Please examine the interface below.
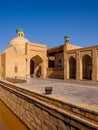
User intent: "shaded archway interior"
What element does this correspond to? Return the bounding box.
[82,55,92,80]
[30,55,43,77]
[69,56,76,79]
[30,60,34,75]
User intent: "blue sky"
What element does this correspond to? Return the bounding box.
[0,0,98,52]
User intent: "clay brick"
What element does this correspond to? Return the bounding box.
[86,112,95,120]
[72,107,80,114]
[64,104,72,111]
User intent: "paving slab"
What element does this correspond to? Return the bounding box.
[16,78,98,112]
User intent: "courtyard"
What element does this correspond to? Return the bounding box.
[16,78,98,112]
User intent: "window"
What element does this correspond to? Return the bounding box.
[59,65,62,67]
[49,60,55,68]
[59,59,62,63]
[66,39,69,43]
[18,33,20,37]
[21,33,23,37]
[14,66,18,73]
[2,64,4,73]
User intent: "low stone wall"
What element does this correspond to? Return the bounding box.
[6,78,27,83]
[0,80,98,130]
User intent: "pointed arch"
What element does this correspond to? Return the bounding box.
[82,54,92,80]
[69,56,76,79]
[30,55,43,77]
[30,59,34,75]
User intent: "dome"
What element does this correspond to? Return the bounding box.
[4,28,30,55]
[64,35,70,38]
[16,28,25,33]
[6,37,30,55]
[8,37,30,48]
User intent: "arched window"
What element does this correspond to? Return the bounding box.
[14,66,18,73]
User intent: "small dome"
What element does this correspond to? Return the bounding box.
[64,35,70,38]
[16,28,25,33]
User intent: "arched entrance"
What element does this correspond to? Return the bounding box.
[69,56,76,79]
[82,55,92,80]
[30,55,43,77]
[30,60,34,75]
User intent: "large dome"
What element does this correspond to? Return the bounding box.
[5,37,30,55]
[4,28,30,54]
[8,37,29,48]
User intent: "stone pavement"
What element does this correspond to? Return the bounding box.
[16,78,98,112]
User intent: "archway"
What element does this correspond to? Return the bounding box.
[82,55,92,80]
[30,55,43,77]
[69,56,76,79]
[30,59,34,75]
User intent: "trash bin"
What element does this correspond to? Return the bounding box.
[45,87,53,94]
